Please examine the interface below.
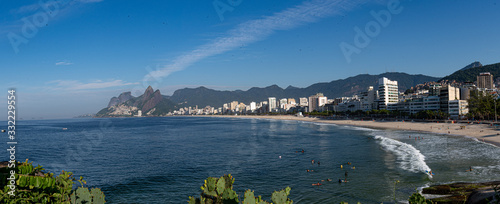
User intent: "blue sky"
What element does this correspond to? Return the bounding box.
[1,0,499,119]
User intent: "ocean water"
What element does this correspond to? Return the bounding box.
[4,117,500,203]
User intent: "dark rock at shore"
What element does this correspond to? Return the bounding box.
[467,188,499,204]
[422,181,500,204]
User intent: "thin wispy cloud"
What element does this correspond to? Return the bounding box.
[11,0,103,14]
[78,0,104,3]
[3,0,104,35]
[145,0,365,82]
[48,79,138,91]
[55,61,73,66]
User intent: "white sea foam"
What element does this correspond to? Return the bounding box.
[374,135,432,177]
[349,126,377,132]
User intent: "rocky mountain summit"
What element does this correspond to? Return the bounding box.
[96,86,177,117]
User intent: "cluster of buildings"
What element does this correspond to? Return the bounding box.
[169,72,498,119]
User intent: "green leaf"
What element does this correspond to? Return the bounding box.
[216,177,226,195]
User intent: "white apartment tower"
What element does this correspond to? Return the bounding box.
[268,97,277,112]
[250,102,257,111]
[378,77,398,110]
[299,97,308,106]
[279,98,288,109]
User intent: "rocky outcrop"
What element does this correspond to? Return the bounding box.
[142,90,163,113]
[96,86,176,117]
[422,181,500,204]
[107,91,133,107]
[466,188,499,204]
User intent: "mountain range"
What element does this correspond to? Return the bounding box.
[95,61,500,117]
[166,72,439,108]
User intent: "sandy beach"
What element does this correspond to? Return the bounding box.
[191,115,500,147]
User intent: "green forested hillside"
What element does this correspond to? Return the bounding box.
[440,62,500,82]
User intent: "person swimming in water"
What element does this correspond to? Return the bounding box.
[317,161,320,166]
[311,159,314,164]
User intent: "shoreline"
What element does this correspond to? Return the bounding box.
[187,115,500,147]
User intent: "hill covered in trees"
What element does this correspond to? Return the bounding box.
[440,62,500,82]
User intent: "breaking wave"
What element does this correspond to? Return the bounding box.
[374,135,432,177]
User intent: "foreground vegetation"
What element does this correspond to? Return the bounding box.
[0,159,105,203]
[188,174,292,204]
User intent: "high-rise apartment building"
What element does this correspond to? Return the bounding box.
[299,97,308,106]
[250,102,256,111]
[308,93,327,112]
[477,72,494,89]
[378,77,398,110]
[268,97,277,112]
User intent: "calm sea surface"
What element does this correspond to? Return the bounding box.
[4,117,500,203]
